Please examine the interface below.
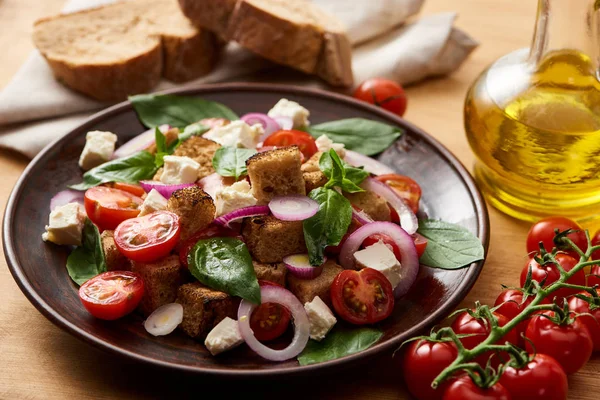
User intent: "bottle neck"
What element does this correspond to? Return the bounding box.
[529,0,600,73]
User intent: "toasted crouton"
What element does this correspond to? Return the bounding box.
[100,230,130,271]
[246,146,305,204]
[303,171,328,193]
[167,186,215,240]
[344,191,391,222]
[287,260,342,306]
[176,282,237,339]
[301,152,322,173]
[146,127,180,155]
[131,255,187,316]
[153,136,221,181]
[242,215,306,263]
[252,261,287,286]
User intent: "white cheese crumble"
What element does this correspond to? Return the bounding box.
[42,202,86,246]
[304,296,337,341]
[215,180,257,216]
[78,130,118,171]
[315,134,346,158]
[353,240,403,290]
[160,155,200,184]
[203,120,264,149]
[138,189,168,216]
[267,98,310,129]
[204,317,245,356]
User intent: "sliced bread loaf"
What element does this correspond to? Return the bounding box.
[178,0,353,87]
[33,0,220,101]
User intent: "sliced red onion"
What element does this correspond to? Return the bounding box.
[198,173,227,200]
[139,180,195,199]
[352,207,374,225]
[283,254,324,279]
[144,303,183,336]
[361,177,418,235]
[344,150,395,175]
[238,285,310,361]
[339,221,419,298]
[50,189,85,211]
[269,195,318,221]
[241,113,281,142]
[113,124,170,159]
[214,205,270,228]
[271,116,294,130]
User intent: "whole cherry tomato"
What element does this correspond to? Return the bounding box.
[402,339,458,400]
[588,265,600,287]
[79,271,144,320]
[443,376,511,400]
[353,78,408,117]
[526,217,587,258]
[568,289,600,351]
[494,289,541,344]
[499,354,568,400]
[525,310,593,374]
[591,230,600,262]
[519,253,585,300]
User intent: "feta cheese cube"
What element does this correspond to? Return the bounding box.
[353,241,402,289]
[267,98,310,129]
[138,189,168,216]
[203,120,264,149]
[160,156,200,184]
[42,203,86,246]
[215,180,258,216]
[315,134,346,158]
[78,130,118,171]
[204,317,244,356]
[304,296,337,341]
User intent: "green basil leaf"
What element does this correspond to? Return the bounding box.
[189,237,261,304]
[69,151,158,191]
[66,219,106,285]
[179,123,210,142]
[154,127,167,168]
[212,147,257,180]
[297,328,383,366]
[130,94,238,128]
[308,118,403,156]
[319,150,367,193]
[303,187,352,266]
[417,219,485,270]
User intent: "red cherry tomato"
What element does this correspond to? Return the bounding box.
[413,233,428,258]
[443,376,510,400]
[451,310,519,367]
[591,231,600,262]
[114,211,181,263]
[375,174,421,213]
[78,271,144,320]
[250,281,291,342]
[499,354,568,400]
[526,217,587,258]
[178,224,243,267]
[84,186,143,231]
[525,311,593,374]
[568,289,600,351]
[402,339,458,400]
[362,234,402,261]
[330,268,394,325]
[106,182,146,197]
[519,253,585,300]
[353,78,408,117]
[263,129,318,160]
[588,265,600,287]
[494,289,544,344]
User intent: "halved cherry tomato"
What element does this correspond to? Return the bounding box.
[499,353,568,400]
[568,289,600,351]
[375,174,421,214]
[362,234,402,261]
[526,216,587,258]
[519,253,585,300]
[353,78,408,117]
[114,211,180,263]
[179,224,243,267]
[413,233,428,258]
[263,129,318,160]
[106,182,146,197]
[84,186,143,231]
[249,280,291,342]
[78,271,144,320]
[443,376,510,400]
[330,268,394,325]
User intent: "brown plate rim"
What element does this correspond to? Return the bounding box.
[3,82,489,377]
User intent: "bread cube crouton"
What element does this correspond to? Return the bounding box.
[100,230,130,271]
[252,261,287,286]
[287,260,343,306]
[131,255,187,316]
[303,171,328,193]
[152,136,221,181]
[301,151,322,174]
[246,146,305,204]
[242,215,306,263]
[176,282,237,339]
[344,191,391,222]
[167,186,215,240]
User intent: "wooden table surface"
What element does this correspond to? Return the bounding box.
[1,0,599,399]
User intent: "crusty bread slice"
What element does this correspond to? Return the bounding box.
[178,0,353,87]
[33,0,220,101]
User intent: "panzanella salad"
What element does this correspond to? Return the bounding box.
[42,94,484,364]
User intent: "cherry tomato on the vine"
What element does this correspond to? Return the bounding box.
[443,376,510,400]
[519,253,585,300]
[526,216,587,258]
[353,78,408,117]
[494,289,543,344]
[499,354,568,400]
[591,231,600,262]
[588,265,600,287]
[568,289,600,351]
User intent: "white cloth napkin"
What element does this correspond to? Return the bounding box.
[0,0,477,158]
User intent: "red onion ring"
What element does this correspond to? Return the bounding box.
[283,254,324,279]
[238,285,310,361]
[268,195,318,221]
[241,113,281,142]
[352,207,374,225]
[50,189,85,211]
[139,180,195,199]
[339,221,419,298]
[271,116,294,130]
[344,150,395,176]
[361,177,418,235]
[113,124,170,159]
[213,205,270,228]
